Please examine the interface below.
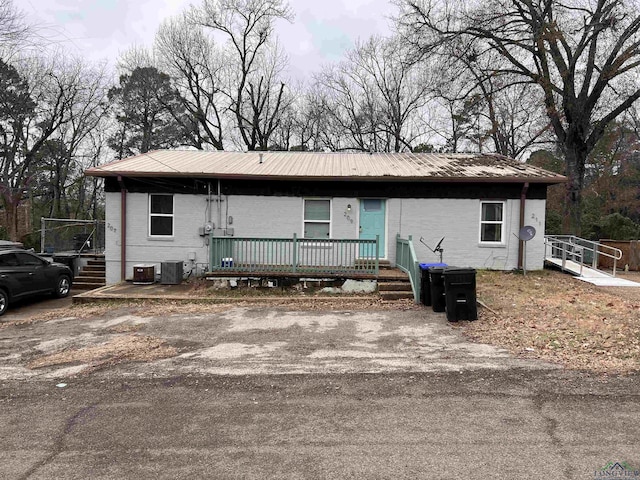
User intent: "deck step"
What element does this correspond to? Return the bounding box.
[74,256,106,290]
[354,259,391,268]
[378,282,412,292]
[378,278,414,301]
[77,270,105,277]
[74,276,106,284]
[83,265,106,272]
[379,291,414,301]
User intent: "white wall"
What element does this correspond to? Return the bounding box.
[104,191,547,284]
[105,192,209,285]
[389,198,546,270]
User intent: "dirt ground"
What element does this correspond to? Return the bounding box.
[466,269,640,374]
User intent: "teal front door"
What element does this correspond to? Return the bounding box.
[359,199,386,258]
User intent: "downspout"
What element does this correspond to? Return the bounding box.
[217,179,222,231]
[118,176,127,282]
[518,182,529,270]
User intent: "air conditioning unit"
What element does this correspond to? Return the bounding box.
[133,264,155,284]
[161,260,183,285]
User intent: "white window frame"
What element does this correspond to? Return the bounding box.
[149,194,174,238]
[303,198,332,240]
[479,201,506,245]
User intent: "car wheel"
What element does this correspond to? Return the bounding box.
[0,289,8,316]
[55,275,71,298]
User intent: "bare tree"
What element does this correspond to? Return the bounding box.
[397,0,640,233]
[237,41,293,150]
[156,14,226,150]
[314,63,383,152]
[0,0,28,57]
[116,45,156,73]
[0,53,106,240]
[270,87,332,151]
[313,35,430,152]
[352,36,430,152]
[35,60,110,218]
[192,0,293,150]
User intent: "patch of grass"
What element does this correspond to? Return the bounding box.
[462,270,640,374]
[27,334,178,374]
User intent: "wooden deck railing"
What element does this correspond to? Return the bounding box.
[209,234,380,275]
[395,234,420,303]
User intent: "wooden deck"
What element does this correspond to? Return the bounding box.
[204,266,409,281]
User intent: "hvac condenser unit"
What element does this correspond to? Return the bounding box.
[161,260,183,285]
[133,264,155,284]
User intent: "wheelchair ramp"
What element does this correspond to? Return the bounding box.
[544,236,640,287]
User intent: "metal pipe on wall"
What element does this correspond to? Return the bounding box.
[518,182,530,270]
[118,176,127,281]
[217,179,222,230]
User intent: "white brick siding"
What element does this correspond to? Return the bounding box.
[104,192,547,284]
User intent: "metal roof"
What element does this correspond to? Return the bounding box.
[85,150,566,183]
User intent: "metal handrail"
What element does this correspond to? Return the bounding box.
[395,234,420,303]
[77,227,97,254]
[544,235,623,276]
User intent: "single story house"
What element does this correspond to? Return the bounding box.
[85,150,566,286]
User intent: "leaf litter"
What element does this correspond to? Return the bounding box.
[462,270,640,374]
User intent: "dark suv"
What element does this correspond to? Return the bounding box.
[0,249,73,316]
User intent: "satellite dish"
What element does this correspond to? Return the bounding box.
[419,236,445,263]
[518,225,536,242]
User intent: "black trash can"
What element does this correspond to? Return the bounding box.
[443,267,478,321]
[429,267,448,312]
[419,263,447,306]
[52,254,78,278]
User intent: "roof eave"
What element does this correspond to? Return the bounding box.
[85,169,567,184]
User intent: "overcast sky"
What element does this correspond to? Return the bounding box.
[22,0,398,80]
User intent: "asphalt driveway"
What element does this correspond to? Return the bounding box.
[3,303,640,479]
[0,304,555,380]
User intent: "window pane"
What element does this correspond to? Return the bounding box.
[0,253,19,266]
[481,224,502,242]
[304,223,329,239]
[304,200,330,221]
[482,203,503,222]
[16,253,45,266]
[150,195,173,214]
[151,216,173,236]
[363,199,382,212]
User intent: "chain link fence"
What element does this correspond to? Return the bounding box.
[40,218,105,254]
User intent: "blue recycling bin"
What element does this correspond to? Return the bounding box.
[419,263,447,306]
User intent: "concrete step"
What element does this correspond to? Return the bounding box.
[378,282,412,292]
[73,282,106,291]
[87,260,106,266]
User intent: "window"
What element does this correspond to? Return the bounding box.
[16,252,46,266]
[0,253,19,267]
[362,199,382,212]
[480,202,505,244]
[304,199,330,239]
[149,194,174,237]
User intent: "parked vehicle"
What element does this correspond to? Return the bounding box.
[0,240,24,250]
[0,249,73,316]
